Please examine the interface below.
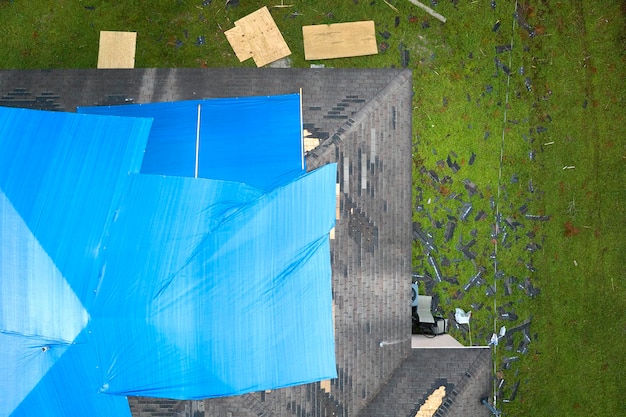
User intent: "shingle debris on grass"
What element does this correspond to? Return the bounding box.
[463,179,478,197]
[459,202,473,221]
[444,219,456,242]
[400,48,410,68]
[524,213,550,221]
[495,44,512,54]
[514,3,536,37]
[413,222,438,254]
[463,266,486,292]
[519,277,540,297]
[427,253,444,282]
[503,381,520,403]
[524,77,533,91]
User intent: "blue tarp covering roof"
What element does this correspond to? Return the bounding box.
[0,94,336,416]
[78,94,306,189]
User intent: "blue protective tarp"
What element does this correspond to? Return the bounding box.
[78,94,306,189]
[0,96,336,416]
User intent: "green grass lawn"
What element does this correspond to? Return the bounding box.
[1,1,624,415]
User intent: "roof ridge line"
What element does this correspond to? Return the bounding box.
[306,68,412,169]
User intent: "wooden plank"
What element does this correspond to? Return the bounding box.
[320,379,331,393]
[302,21,377,60]
[97,31,137,69]
[303,137,320,152]
[224,25,253,62]
[232,6,291,67]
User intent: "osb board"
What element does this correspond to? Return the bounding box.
[303,137,320,152]
[227,6,291,67]
[320,379,331,393]
[224,25,253,62]
[97,31,137,69]
[414,386,445,417]
[302,21,378,60]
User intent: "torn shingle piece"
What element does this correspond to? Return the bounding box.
[504,381,520,402]
[400,49,410,68]
[495,44,512,53]
[444,220,456,242]
[525,242,541,252]
[499,311,518,321]
[485,285,496,296]
[464,238,477,248]
[519,204,528,214]
[524,214,551,221]
[462,266,486,291]
[444,276,459,285]
[474,210,487,221]
[504,217,522,230]
[502,356,519,370]
[464,180,478,196]
[469,152,476,165]
[460,202,473,221]
[524,77,533,91]
[504,277,513,296]
[428,169,440,183]
[470,302,483,310]
[412,222,438,254]
[427,253,443,282]
[517,340,529,355]
[458,245,476,260]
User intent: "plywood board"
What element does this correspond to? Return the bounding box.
[97,31,137,69]
[227,6,291,67]
[224,25,253,62]
[320,379,331,393]
[302,21,378,60]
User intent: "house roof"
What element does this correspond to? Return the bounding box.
[0,68,491,417]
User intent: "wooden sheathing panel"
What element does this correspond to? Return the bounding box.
[97,31,137,69]
[224,25,253,62]
[320,379,331,394]
[302,21,378,60]
[231,6,291,67]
